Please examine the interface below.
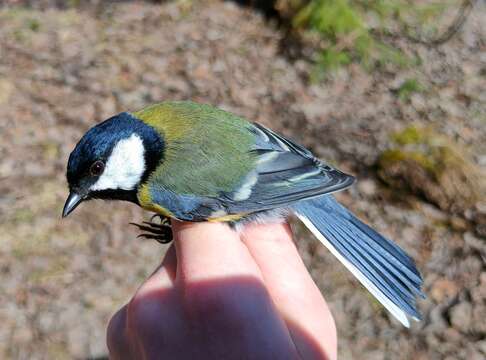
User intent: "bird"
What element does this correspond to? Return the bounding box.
[63,101,424,327]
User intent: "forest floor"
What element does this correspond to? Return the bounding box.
[0,1,485,359]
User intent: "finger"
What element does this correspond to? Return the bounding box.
[126,243,178,328]
[171,220,262,282]
[107,245,177,358]
[171,220,299,357]
[124,244,186,356]
[241,221,337,360]
[107,305,131,360]
[137,244,177,296]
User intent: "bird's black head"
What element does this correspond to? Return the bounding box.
[63,112,164,217]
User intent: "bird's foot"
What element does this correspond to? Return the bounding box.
[130,215,173,244]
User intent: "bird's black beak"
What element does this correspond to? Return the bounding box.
[62,192,83,218]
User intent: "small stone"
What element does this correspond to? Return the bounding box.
[192,64,210,80]
[466,347,485,360]
[299,101,327,122]
[477,340,486,355]
[428,305,448,329]
[449,302,473,332]
[0,79,13,104]
[476,202,486,214]
[410,93,426,112]
[472,304,486,333]
[357,179,377,197]
[430,278,459,302]
[449,216,468,231]
[365,351,385,360]
[464,232,484,252]
[421,203,448,221]
[481,272,486,286]
[443,327,462,343]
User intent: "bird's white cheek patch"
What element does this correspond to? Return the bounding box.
[90,134,146,191]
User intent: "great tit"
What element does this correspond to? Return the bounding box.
[63,101,423,326]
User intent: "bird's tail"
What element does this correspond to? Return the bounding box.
[291,196,424,327]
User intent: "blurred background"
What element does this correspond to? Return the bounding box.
[0,0,484,359]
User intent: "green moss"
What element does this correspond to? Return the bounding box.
[41,141,60,160]
[26,18,40,32]
[294,0,365,37]
[380,149,436,174]
[377,126,485,212]
[176,0,195,15]
[392,125,425,145]
[291,0,416,74]
[67,0,81,7]
[382,126,461,178]
[279,0,452,74]
[384,126,439,175]
[0,9,43,44]
[316,48,351,74]
[397,78,424,101]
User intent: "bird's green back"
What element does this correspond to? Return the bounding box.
[133,101,256,207]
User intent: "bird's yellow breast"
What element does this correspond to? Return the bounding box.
[137,184,175,218]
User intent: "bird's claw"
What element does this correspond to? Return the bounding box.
[130,215,173,244]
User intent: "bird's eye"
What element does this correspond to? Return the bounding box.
[90,160,105,176]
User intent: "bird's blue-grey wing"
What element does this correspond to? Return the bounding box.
[220,123,355,214]
[152,122,354,221]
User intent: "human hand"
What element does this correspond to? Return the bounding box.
[107,221,336,360]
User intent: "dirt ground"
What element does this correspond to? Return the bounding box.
[0,1,485,359]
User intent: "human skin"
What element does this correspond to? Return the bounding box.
[107,220,337,360]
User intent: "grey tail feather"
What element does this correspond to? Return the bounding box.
[292,196,424,327]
